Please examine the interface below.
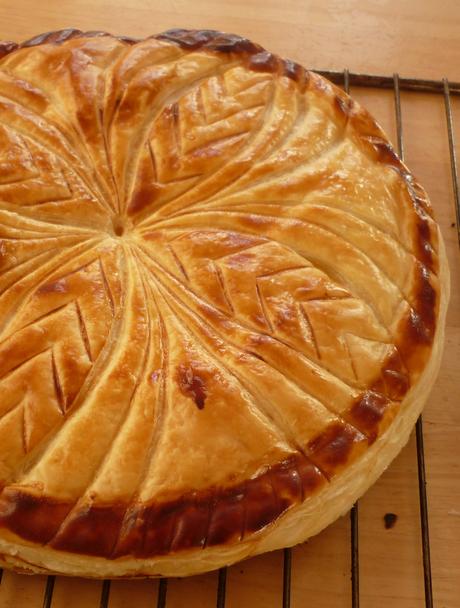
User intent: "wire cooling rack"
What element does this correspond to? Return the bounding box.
[0,69,458,608]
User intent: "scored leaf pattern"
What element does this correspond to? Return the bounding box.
[0,33,439,553]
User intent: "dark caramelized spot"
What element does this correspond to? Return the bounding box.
[141,502,179,556]
[210,35,260,54]
[381,368,409,400]
[157,29,260,55]
[367,136,401,167]
[0,41,18,58]
[169,496,210,551]
[307,422,365,478]
[407,309,432,345]
[347,391,390,443]
[37,277,68,294]
[51,503,127,556]
[111,215,125,237]
[406,174,434,217]
[247,51,278,73]
[18,29,129,49]
[297,454,326,498]
[176,364,207,409]
[206,487,245,546]
[157,29,221,50]
[21,28,84,48]
[269,457,303,511]
[416,219,435,269]
[283,60,305,83]
[404,178,437,269]
[112,504,146,558]
[244,473,280,535]
[395,262,437,374]
[334,94,354,118]
[0,489,73,544]
[375,348,410,401]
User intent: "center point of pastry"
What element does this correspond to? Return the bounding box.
[111,215,129,238]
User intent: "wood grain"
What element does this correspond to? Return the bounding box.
[0,1,459,607]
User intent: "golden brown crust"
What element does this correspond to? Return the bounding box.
[0,28,447,576]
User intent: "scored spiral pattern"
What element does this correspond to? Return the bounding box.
[0,30,440,560]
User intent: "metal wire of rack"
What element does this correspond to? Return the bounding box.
[0,68,458,608]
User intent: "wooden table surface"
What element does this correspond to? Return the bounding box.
[0,2,459,608]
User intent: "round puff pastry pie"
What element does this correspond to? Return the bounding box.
[0,28,449,578]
